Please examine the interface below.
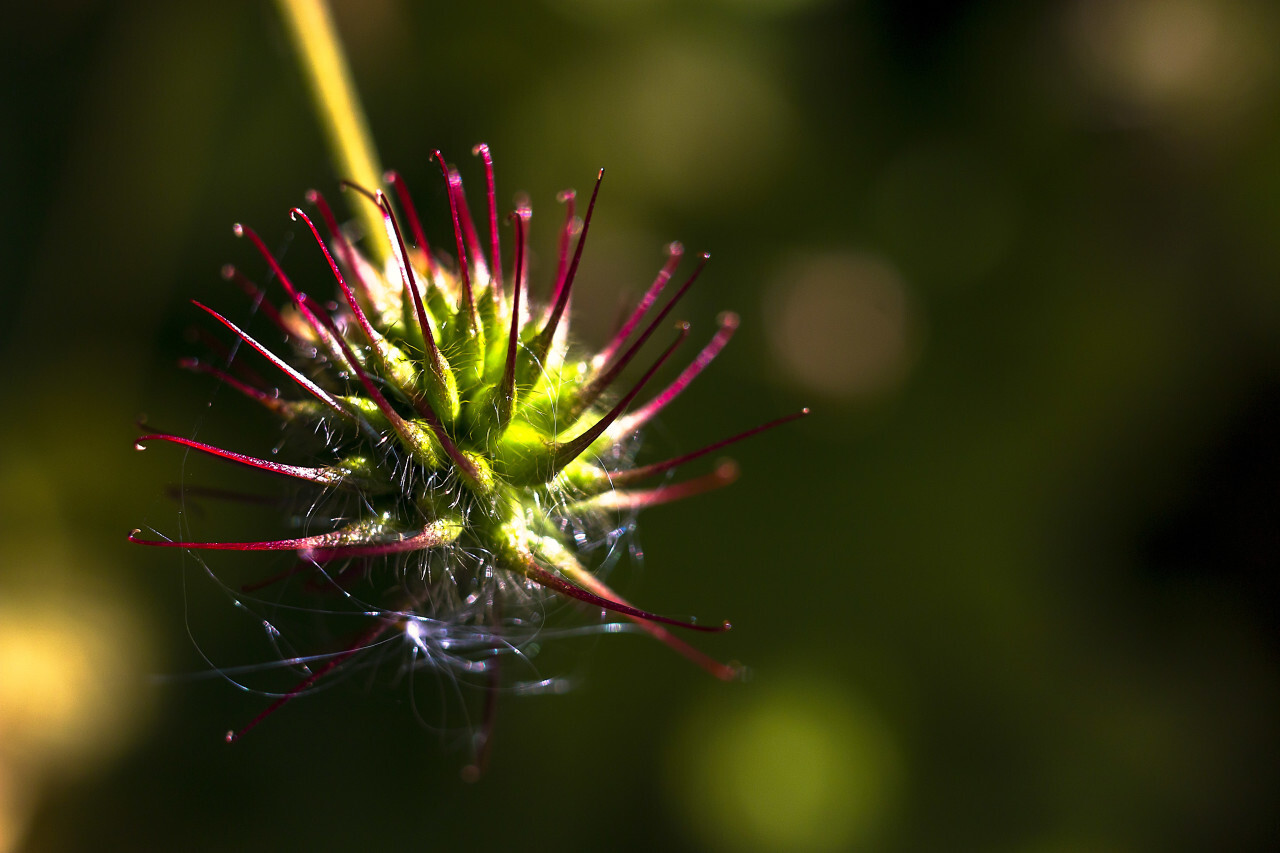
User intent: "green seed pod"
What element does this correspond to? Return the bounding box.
[132,146,807,768]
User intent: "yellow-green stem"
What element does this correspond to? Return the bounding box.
[275,0,390,265]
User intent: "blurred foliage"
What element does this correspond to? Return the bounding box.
[2,1,1278,851]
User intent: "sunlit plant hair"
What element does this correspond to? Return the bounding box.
[130,0,805,774]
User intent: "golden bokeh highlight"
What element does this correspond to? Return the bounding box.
[1065,0,1277,130]
[668,677,902,853]
[520,33,793,208]
[0,463,153,853]
[0,589,151,853]
[767,250,918,399]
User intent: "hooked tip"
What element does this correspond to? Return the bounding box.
[127,528,142,540]
[471,142,490,157]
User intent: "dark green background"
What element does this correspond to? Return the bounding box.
[2,1,1277,851]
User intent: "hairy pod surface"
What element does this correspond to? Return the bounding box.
[132,148,806,757]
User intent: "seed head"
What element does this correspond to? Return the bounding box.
[132,147,806,767]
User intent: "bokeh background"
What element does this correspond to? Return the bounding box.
[3,0,1279,850]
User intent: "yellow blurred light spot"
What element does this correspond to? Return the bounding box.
[519,34,792,208]
[669,678,901,853]
[1,605,128,760]
[0,590,149,853]
[768,250,918,399]
[1066,0,1276,129]
[616,38,791,203]
[0,456,152,853]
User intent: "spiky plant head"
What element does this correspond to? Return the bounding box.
[132,146,805,765]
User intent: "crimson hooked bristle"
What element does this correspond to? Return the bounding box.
[546,170,601,334]
[497,208,529,430]
[550,189,577,312]
[596,240,684,368]
[306,188,385,295]
[448,166,487,284]
[432,150,477,322]
[191,301,347,417]
[550,322,691,475]
[220,264,288,332]
[382,170,435,272]
[343,180,446,372]
[134,146,805,761]
[580,252,710,414]
[612,310,740,437]
[471,143,502,297]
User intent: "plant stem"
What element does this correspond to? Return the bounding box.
[275,0,390,265]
